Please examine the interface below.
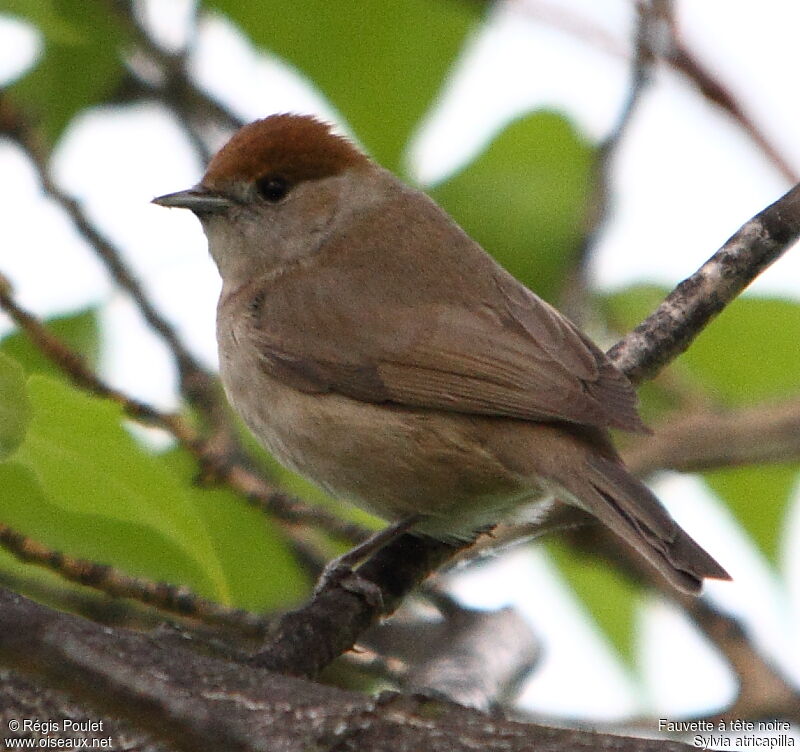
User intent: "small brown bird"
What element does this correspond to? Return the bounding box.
[154,113,729,594]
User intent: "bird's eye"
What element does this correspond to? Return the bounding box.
[255,174,290,202]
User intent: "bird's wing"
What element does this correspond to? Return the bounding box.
[241,255,646,432]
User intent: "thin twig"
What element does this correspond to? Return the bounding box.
[668,36,798,185]
[624,397,800,476]
[110,0,243,162]
[0,522,266,634]
[561,0,662,322]
[0,99,221,419]
[0,275,195,440]
[515,0,799,185]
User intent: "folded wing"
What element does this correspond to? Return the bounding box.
[248,258,646,433]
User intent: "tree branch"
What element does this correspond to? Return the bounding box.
[668,38,799,185]
[0,100,218,412]
[0,521,265,634]
[561,0,661,323]
[0,587,697,752]
[625,397,800,475]
[516,0,799,184]
[0,667,168,752]
[607,181,800,384]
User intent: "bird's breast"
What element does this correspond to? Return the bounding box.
[215,307,537,535]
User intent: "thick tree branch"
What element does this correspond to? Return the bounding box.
[0,668,167,751]
[0,587,696,752]
[252,534,460,676]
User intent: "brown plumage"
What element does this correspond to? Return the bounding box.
[154,114,730,594]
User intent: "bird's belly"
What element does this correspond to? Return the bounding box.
[219,355,537,537]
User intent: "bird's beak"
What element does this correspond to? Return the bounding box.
[152,186,235,213]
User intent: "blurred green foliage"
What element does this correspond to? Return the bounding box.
[206,0,485,171]
[4,0,129,142]
[0,0,797,677]
[432,111,593,304]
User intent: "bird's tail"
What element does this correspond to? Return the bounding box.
[554,447,730,594]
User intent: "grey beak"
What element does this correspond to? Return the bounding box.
[152,186,235,213]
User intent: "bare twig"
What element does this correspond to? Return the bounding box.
[625,398,800,475]
[515,0,799,185]
[562,0,662,321]
[0,99,221,420]
[110,0,243,162]
[0,522,266,634]
[668,38,798,185]
[0,276,195,440]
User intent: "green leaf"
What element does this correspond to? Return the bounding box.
[547,539,640,667]
[1,1,82,44]
[1,308,100,378]
[7,0,129,143]
[704,464,798,564]
[681,297,800,406]
[159,448,308,611]
[12,376,232,602]
[0,353,31,459]
[205,0,485,171]
[0,461,221,596]
[431,112,594,304]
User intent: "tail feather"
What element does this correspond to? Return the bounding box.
[559,453,730,594]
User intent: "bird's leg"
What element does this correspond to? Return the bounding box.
[313,515,423,607]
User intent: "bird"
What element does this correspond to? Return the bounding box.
[153,113,730,594]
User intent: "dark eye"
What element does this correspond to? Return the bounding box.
[255,174,290,202]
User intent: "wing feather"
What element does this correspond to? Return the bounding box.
[239,188,646,432]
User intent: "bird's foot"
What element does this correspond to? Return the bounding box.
[313,555,384,609]
[311,515,423,610]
